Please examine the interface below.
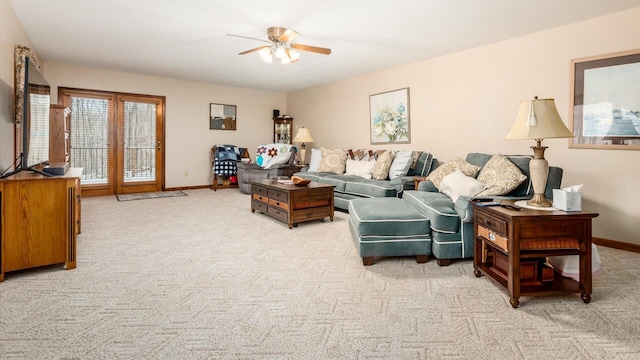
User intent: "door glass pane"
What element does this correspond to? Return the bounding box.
[70,97,109,185]
[123,101,156,182]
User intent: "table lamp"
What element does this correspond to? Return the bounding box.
[292,127,314,165]
[505,97,573,207]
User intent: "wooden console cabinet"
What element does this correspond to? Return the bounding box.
[472,201,598,308]
[0,168,82,282]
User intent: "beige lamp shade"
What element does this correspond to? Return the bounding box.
[292,127,314,165]
[293,127,314,143]
[506,98,573,140]
[506,98,573,208]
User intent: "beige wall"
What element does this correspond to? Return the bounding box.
[288,8,640,245]
[0,0,40,170]
[42,62,286,188]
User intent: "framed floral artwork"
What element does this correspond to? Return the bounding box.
[569,48,640,150]
[370,87,410,144]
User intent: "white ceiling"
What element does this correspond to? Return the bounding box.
[9,0,640,92]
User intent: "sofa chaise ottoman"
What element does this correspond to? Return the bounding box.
[348,197,431,265]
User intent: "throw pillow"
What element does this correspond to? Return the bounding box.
[345,159,375,179]
[439,170,486,202]
[476,154,528,196]
[426,157,481,189]
[347,149,369,161]
[317,148,348,175]
[308,148,322,172]
[388,150,414,179]
[409,151,423,169]
[372,150,394,180]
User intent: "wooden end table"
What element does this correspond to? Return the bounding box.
[472,201,598,308]
[250,179,334,229]
[413,176,428,189]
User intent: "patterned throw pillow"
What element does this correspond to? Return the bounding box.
[347,149,369,161]
[476,154,528,196]
[426,157,481,189]
[409,151,423,170]
[317,148,348,174]
[372,150,394,180]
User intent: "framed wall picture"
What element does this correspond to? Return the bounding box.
[370,87,410,144]
[569,49,640,150]
[210,103,237,130]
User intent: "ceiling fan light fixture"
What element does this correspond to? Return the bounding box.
[229,26,330,64]
[258,47,272,63]
[274,45,287,60]
[289,49,300,61]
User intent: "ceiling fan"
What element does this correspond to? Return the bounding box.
[227,27,331,64]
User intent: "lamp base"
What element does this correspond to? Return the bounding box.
[527,142,552,208]
[299,147,307,166]
[526,193,552,207]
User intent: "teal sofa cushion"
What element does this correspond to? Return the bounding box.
[402,190,459,233]
[348,198,430,237]
[344,178,397,198]
[348,197,431,259]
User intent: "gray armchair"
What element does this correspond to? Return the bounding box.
[237,145,297,194]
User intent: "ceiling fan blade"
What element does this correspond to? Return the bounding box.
[290,43,331,55]
[226,33,271,44]
[279,28,299,43]
[238,46,267,55]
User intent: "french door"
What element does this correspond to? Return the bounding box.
[60,88,165,197]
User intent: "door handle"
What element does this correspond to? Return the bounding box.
[157,141,161,151]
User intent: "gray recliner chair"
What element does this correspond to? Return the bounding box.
[237,144,298,194]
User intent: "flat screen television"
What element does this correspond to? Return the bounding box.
[1,56,51,178]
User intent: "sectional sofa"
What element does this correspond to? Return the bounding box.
[402,152,562,265]
[347,152,563,265]
[293,149,437,210]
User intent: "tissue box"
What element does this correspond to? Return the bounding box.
[553,189,582,211]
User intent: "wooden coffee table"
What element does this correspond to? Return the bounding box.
[250,179,335,229]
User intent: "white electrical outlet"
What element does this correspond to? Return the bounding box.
[184,171,188,177]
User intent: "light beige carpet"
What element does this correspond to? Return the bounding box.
[1,188,639,359]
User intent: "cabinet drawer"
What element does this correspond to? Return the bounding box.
[478,225,508,252]
[268,198,289,210]
[252,193,268,204]
[252,186,268,198]
[476,211,507,237]
[268,189,288,204]
[252,199,268,213]
[267,206,288,222]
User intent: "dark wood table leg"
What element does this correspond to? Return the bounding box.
[510,298,520,308]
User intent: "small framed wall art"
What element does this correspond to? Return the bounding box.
[370,87,410,144]
[569,48,640,150]
[210,103,237,130]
